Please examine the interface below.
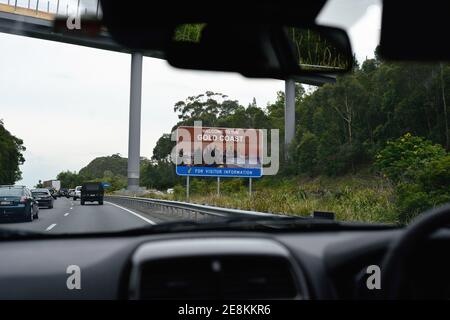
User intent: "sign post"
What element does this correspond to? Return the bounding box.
[217,177,220,196]
[186,175,190,201]
[249,178,252,196]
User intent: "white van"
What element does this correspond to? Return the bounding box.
[73,186,82,200]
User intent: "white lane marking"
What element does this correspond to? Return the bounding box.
[46,223,57,231]
[70,207,73,210]
[105,201,156,225]
[64,212,70,217]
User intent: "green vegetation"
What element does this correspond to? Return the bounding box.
[173,24,205,43]
[173,24,349,70]
[56,154,139,191]
[288,27,349,70]
[142,172,397,224]
[375,133,450,223]
[78,153,128,178]
[54,51,449,224]
[141,52,449,224]
[0,119,25,184]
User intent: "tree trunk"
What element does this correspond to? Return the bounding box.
[440,63,449,150]
[344,90,355,172]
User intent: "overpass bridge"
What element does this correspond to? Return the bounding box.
[0,0,161,191]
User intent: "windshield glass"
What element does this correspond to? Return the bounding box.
[0,0,448,235]
[0,188,23,197]
[32,191,49,196]
[84,184,101,191]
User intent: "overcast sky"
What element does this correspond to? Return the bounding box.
[0,0,381,187]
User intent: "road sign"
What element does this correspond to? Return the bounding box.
[175,126,263,178]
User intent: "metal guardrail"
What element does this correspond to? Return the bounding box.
[104,195,280,222]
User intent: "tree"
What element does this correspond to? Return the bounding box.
[141,160,179,190]
[174,91,231,125]
[152,134,175,161]
[35,180,44,188]
[0,120,26,184]
[375,134,449,223]
[440,63,449,150]
[290,130,318,175]
[375,133,446,184]
[79,154,127,178]
[57,171,83,189]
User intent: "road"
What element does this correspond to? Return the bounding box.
[0,197,161,234]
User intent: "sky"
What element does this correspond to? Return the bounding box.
[0,0,382,187]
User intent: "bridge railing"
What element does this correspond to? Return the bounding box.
[0,0,102,19]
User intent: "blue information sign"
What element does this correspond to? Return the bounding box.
[176,166,262,178]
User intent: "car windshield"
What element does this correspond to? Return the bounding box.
[84,184,100,191]
[0,188,23,197]
[0,0,448,235]
[32,191,49,196]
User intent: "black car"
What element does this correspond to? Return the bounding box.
[59,188,68,197]
[0,185,39,222]
[80,182,104,205]
[31,188,54,209]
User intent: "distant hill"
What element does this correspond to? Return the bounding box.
[78,154,151,179]
[79,154,127,178]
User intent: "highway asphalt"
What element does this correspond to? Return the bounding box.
[0,196,160,234]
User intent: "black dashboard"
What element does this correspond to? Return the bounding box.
[0,228,448,299]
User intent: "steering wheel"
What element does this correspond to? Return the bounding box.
[381,203,450,299]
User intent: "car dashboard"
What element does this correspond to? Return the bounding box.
[0,228,448,300]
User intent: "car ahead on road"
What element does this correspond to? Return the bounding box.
[68,189,75,198]
[59,188,68,197]
[80,182,104,205]
[0,185,39,222]
[73,186,82,200]
[31,188,54,209]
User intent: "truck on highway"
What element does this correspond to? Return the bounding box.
[80,182,104,205]
[43,180,61,192]
[43,180,61,198]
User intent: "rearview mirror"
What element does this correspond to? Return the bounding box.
[167,23,353,80]
[286,26,352,73]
